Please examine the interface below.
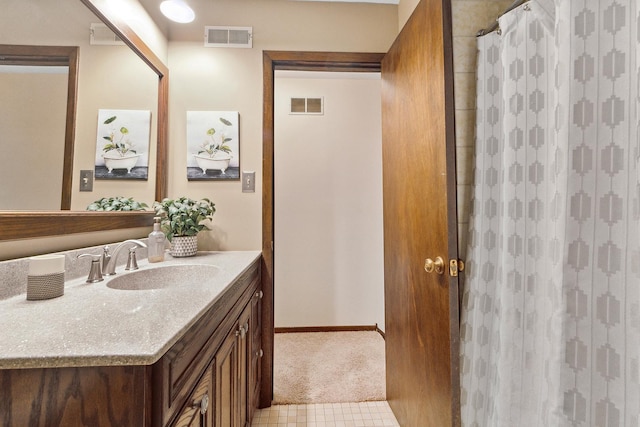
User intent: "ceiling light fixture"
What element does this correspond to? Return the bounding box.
[160,0,195,23]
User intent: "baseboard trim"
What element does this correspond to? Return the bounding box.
[275,325,386,340]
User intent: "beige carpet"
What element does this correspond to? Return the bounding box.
[273,331,386,404]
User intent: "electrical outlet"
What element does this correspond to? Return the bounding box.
[242,171,255,193]
[80,170,93,192]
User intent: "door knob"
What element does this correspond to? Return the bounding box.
[424,257,445,275]
[424,258,434,273]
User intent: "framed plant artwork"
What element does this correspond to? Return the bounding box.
[186,111,240,181]
[94,109,151,180]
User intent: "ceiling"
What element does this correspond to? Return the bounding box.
[138,0,398,41]
[292,0,398,3]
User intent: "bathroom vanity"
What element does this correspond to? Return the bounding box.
[0,251,262,427]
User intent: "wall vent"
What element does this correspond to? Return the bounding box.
[90,23,124,46]
[204,26,253,48]
[290,97,324,115]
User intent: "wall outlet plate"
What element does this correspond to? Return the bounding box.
[79,170,93,192]
[242,171,255,193]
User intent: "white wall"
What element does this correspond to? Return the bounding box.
[0,71,67,210]
[398,0,419,29]
[274,72,385,330]
[167,0,397,252]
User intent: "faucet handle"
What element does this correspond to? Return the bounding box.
[77,253,104,283]
[101,246,111,275]
[125,247,139,271]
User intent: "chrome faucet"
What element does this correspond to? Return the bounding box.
[102,239,147,276]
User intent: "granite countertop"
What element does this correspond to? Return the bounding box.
[0,251,261,370]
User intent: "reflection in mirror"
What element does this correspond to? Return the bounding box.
[0,0,168,242]
[0,45,78,210]
[1,0,158,211]
[71,38,158,211]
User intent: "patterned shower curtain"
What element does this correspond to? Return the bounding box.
[460,1,640,426]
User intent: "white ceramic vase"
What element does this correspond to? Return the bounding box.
[170,235,198,257]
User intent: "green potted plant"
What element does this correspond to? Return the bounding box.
[153,197,216,257]
[86,196,148,211]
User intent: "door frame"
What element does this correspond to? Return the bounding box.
[260,51,385,406]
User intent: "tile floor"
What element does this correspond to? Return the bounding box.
[251,401,400,426]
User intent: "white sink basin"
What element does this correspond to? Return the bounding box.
[106,264,220,290]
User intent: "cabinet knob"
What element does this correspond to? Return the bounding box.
[237,324,248,339]
[241,323,248,339]
[255,290,264,299]
[256,349,264,358]
[192,393,209,415]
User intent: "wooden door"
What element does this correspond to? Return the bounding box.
[381,0,460,426]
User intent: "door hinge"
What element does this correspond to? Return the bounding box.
[449,259,465,277]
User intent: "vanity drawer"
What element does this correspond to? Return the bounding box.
[172,365,213,427]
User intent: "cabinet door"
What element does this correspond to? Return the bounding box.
[173,366,213,427]
[237,303,251,427]
[215,326,238,427]
[214,300,254,427]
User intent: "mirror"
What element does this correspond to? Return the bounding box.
[0,45,78,210]
[0,0,167,240]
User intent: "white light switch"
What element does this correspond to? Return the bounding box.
[242,171,255,193]
[80,170,93,192]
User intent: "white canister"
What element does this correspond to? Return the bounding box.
[27,254,65,300]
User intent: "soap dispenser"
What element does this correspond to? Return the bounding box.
[148,217,166,263]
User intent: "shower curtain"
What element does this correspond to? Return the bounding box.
[460,1,640,426]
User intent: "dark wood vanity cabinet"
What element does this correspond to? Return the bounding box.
[155,261,263,427]
[0,259,263,427]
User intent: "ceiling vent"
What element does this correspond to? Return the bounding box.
[204,26,253,48]
[90,23,124,46]
[290,97,324,115]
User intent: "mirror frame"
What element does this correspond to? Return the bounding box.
[0,0,168,241]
